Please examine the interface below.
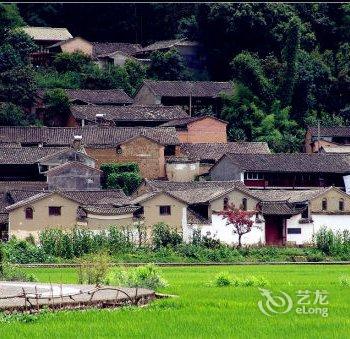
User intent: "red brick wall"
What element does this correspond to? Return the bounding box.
[177,117,227,143]
[85,136,165,179]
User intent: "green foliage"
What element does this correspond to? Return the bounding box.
[177,15,198,40]
[339,275,350,287]
[77,252,111,285]
[101,162,142,195]
[0,262,37,282]
[315,227,350,258]
[279,17,301,106]
[34,69,81,89]
[53,52,93,73]
[43,88,70,126]
[148,48,190,80]
[0,103,28,126]
[112,264,167,290]
[124,59,147,95]
[152,223,183,250]
[215,272,231,287]
[0,4,24,39]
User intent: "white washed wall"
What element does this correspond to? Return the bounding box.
[286,213,350,245]
[199,214,265,246]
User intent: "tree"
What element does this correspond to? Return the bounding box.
[220,205,255,248]
[124,59,147,95]
[43,89,70,126]
[0,3,24,39]
[279,17,301,106]
[148,48,189,80]
[53,52,93,73]
[0,103,28,126]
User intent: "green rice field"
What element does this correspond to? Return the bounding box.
[0,265,349,338]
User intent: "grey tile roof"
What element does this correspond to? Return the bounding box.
[0,126,179,146]
[0,182,48,191]
[142,80,233,98]
[321,145,350,153]
[138,39,198,53]
[70,105,188,122]
[92,42,142,57]
[0,147,69,164]
[139,179,255,204]
[220,153,350,174]
[21,27,72,41]
[251,188,330,203]
[180,142,271,162]
[187,208,210,225]
[160,115,228,127]
[308,126,350,138]
[37,89,133,105]
[259,201,304,216]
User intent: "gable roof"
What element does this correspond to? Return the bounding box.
[259,201,305,216]
[0,181,48,191]
[0,147,69,164]
[308,126,350,138]
[141,80,233,98]
[138,39,198,53]
[6,189,130,211]
[45,161,102,176]
[0,126,180,146]
[37,89,133,105]
[213,153,350,174]
[70,105,188,122]
[180,142,271,162]
[138,179,256,204]
[160,115,228,128]
[91,42,142,57]
[21,27,73,41]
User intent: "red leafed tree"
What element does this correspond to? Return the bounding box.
[220,205,255,248]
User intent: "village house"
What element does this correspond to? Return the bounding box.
[21,26,73,65]
[48,37,143,68]
[305,126,350,153]
[133,38,204,70]
[0,146,96,182]
[133,80,233,115]
[0,126,180,179]
[160,115,228,143]
[252,187,350,246]
[210,153,350,191]
[68,105,189,127]
[4,189,140,240]
[179,142,271,176]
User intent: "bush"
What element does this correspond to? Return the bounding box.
[315,227,350,258]
[112,264,167,290]
[152,223,182,249]
[53,52,92,73]
[0,262,37,282]
[77,252,111,285]
[106,172,142,195]
[101,163,140,176]
[215,272,231,287]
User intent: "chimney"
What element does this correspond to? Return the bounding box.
[73,135,83,150]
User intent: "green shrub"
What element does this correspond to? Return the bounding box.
[53,52,93,73]
[0,262,37,282]
[215,272,231,287]
[112,264,167,290]
[101,163,139,175]
[106,172,142,195]
[77,252,111,285]
[152,223,182,249]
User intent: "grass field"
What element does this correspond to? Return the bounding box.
[0,265,349,338]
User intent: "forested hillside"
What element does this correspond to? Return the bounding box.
[1,3,350,151]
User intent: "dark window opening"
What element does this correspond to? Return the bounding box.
[116,146,122,154]
[159,205,171,215]
[164,145,176,156]
[25,207,33,220]
[301,205,309,219]
[339,199,344,211]
[223,197,229,210]
[49,206,61,216]
[322,198,327,211]
[288,228,301,234]
[242,198,247,211]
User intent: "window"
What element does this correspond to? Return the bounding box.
[49,206,61,216]
[116,146,122,154]
[287,228,301,234]
[242,198,247,211]
[322,198,327,211]
[244,172,263,180]
[25,207,33,220]
[223,197,229,210]
[301,206,309,219]
[159,205,171,215]
[339,198,344,211]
